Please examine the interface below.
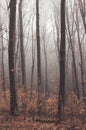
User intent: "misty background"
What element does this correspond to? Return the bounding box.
[0,0,86,95]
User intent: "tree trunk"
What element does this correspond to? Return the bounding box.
[36,0,42,116]
[66,10,80,99]
[1,24,6,93]
[8,0,19,115]
[57,0,66,121]
[75,11,85,97]
[79,0,86,33]
[30,22,35,100]
[19,0,26,89]
[44,42,49,98]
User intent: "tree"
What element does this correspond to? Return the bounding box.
[78,0,86,33]
[30,17,36,100]
[41,23,49,98]
[1,27,6,94]
[75,9,85,97]
[8,0,19,115]
[19,0,26,89]
[36,0,42,115]
[66,8,80,99]
[57,0,66,121]
[0,23,6,94]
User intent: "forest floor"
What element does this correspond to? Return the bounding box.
[0,89,86,130]
[0,113,86,130]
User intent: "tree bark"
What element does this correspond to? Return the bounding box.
[8,0,19,115]
[19,0,26,89]
[57,0,66,121]
[36,0,42,116]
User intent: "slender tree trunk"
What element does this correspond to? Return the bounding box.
[44,42,49,98]
[66,7,80,99]
[75,11,85,97]
[8,0,19,115]
[36,0,42,116]
[30,23,35,100]
[0,25,6,93]
[2,37,5,93]
[68,36,80,99]
[19,0,26,89]
[79,0,86,33]
[57,0,66,121]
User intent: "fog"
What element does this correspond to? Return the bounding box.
[0,0,86,94]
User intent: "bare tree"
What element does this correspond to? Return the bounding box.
[19,0,26,89]
[41,23,49,98]
[75,9,85,97]
[57,0,66,121]
[66,8,80,99]
[1,26,6,93]
[36,0,42,116]
[78,0,86,33]
[8,0,19,115]
[30,16,36,100]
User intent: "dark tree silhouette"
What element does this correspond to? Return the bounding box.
[57,0,66,121]
[36,0,42,116]
[8,0,19,115]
